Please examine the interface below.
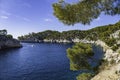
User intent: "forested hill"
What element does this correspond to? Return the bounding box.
[18,21,120,45]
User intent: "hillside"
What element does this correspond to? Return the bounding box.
[18,21,120,45]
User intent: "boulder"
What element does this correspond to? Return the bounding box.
[0,37,22,50]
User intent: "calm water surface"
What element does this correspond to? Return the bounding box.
[0,43,79,80]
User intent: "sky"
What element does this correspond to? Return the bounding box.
[0,0,120,38]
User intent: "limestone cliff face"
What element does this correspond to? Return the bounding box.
[21,38,95,43]
[0,36,22,50]
[95,40,120,63]
[110,30,120,39]
[91,40,120,80]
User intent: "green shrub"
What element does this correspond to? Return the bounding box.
[111,45,119,51]
[6,34,13,39]
[104,38,116,47]
[118,50,120,54]
[67,43,94,70]
[76,73,93,80]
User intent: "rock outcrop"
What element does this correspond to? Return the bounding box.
[95,40,120,63]
[110,30,120,39]
[91,40,120,80]
[21,38,95,43]
[0,35,22,50]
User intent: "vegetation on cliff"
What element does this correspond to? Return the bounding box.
[76,73,94,80]
[67,43,94,70]
[18,21,120,46]
[66,42,106,80]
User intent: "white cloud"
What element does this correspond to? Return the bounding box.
[1,10,11,16]
[44,18,52,22]
[0,10,11,19]
[0,15,8,19]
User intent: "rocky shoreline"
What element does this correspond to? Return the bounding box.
[91,40,120,80]
[0,36,22,50]
[20,38,95,43]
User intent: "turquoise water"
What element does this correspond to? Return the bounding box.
[0,43,79,80]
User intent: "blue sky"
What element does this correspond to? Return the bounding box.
[0,0,120,38]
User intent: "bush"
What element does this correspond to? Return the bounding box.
[67,43,94,70]
[104,38,116,47]
[6,34,13,39]
[111,45,119,51]
[118,50,120,54]
[76,73,93,80]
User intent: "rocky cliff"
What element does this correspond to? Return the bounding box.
[91,40,120,80]
[0,35,22,50]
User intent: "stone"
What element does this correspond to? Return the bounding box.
[0,36,22,50]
